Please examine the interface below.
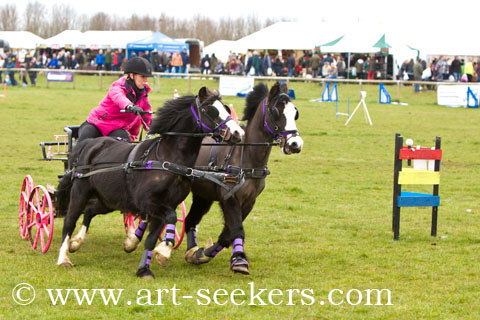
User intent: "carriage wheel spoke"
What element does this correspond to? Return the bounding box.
[28,201,38,215]
[41,194,47,213]
[39,226,45,251]
[33,227,41,249]
[43,224,50,238]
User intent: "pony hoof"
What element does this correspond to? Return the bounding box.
[185,246,199,264]
[136,267,155,279]
[155,254,169,266]
[123,237,140,253]
[59,261,75,268]
[69,240,81,253]
[230,256,250,275]
[153,241,173,266]
[191,247,213,265]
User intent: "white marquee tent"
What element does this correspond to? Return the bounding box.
[39,30,85,49]
[233,22,344,53]
[212,21,480,60]
[203,40,238,62]
[0,31,45,49]
[40,30,153,50]
[82,31,153,50]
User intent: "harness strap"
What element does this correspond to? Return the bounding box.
[194,165,270,179]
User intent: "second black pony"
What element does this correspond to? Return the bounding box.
[182,82,303,274]
[55,87,245,279]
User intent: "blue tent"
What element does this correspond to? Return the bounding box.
[126,32,188,58]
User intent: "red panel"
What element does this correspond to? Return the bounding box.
[399,147,442,160]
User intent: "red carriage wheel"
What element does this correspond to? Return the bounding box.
[19,175,34,239]
[159,201,186,249]
[26,185,55,253]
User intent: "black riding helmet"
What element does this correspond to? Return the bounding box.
[124,56,153,77]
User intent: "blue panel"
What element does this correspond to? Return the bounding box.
[397,192,440,207]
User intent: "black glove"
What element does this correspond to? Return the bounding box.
[125,105,143,116]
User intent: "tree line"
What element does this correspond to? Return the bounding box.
[0,2,289,45]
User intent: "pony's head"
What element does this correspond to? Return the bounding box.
[149,87,244,143]
[246,82,303,154]
[195,87,244,143]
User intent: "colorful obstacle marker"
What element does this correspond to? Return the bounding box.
[379,83,391,104]
[392,134,442,240]
[345,91,372,126]
[466,87,478,108]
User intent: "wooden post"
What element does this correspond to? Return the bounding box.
[396,80,400,102]
[431,136,441,236]
[392,133,403,240]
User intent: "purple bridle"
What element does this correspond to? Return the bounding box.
[262,98,298,141]
[190,97,232,140]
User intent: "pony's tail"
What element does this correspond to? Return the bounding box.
[54,171,73,218]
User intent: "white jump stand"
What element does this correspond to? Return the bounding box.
[345,91,372,126]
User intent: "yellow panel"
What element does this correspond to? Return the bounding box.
[398,169,440,185]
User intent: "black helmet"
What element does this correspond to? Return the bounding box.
[124,56,153,77]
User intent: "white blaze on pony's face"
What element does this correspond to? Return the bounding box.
[212,100,245,142]
[282,101,303,154]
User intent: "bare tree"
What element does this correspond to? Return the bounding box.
[77,13,90,32]
[89,12,111,30]
[46,4,77,37]
[245,14,262,36]
[24,1,47,37]
[125,14,157,30]
[158,13,177,36]
[8,3,284,45]
[217,17,234,40]
[191,14,216,45]
[0,3,19,31]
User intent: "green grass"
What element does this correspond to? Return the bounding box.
[1,76,480,319]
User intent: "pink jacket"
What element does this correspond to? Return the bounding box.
[87,77,152,140]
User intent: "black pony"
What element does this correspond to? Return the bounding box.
[55,87,245,279]
[183,81,304,274]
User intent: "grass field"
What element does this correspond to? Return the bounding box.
[1,75,479,319]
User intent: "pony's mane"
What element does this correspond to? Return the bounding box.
[242,83,268,121]
[149,94,220,134]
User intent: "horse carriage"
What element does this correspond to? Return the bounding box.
[17,82,303,278]
[18,124,188,254]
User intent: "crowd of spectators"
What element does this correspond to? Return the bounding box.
[198,50,480,85]
[1,47,479,87]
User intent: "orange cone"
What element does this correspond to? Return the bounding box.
[229,104,239,122]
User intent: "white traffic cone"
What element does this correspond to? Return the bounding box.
[173,89,179,99]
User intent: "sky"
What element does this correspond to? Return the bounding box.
[10,0,477,28]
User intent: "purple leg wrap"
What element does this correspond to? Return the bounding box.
[139,249,152,269]
[146,251,152,266]
[232,238,244,255]
[204,242,224,257]
[135,221,147,239]
[193,231,197,245]
[209,244,224,257]
[163,224,176,243]
[231,256,249,268]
